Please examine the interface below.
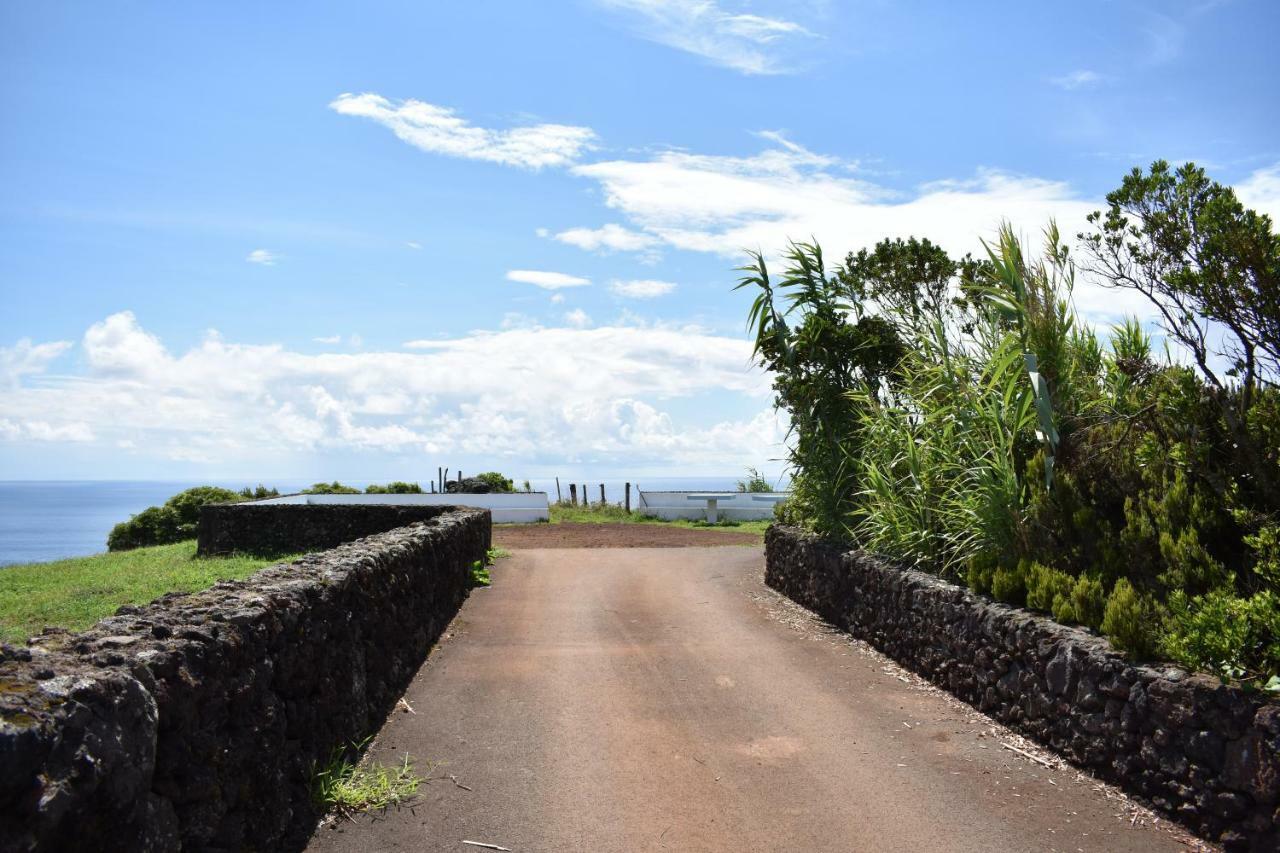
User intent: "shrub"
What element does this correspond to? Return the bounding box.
[1101,579,1162,659]
[737,467,772,493]
[474,472,515,493]
[991,562,1027,606]
[238,484,280,500]
[1025,562,1074,613]
[1163,590,1280,685]
[1069,575,1106,629]
[107,486,244,551]
[304,481,362,494]
[965,551,998,596]
[108,506,183,551]
[365,481,423,494]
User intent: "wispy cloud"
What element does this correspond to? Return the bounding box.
[405,240,422,250]
[246,248,277,265]
[611,279,677,298]
[330,93,597,170]
[563,308,593,328]
[594,0,813,75]
[1049,69,1103,90]
[552,223,660,252]
[1,339,72,387]
[506,269,592,290]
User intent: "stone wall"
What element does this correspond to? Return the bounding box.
[0,508,490,852]
[197,502,466,556]
[765,525,1279,851]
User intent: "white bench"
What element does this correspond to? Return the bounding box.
[685,493,738,523]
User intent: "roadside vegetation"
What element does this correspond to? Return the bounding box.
[546,502,771,537]
[470,546,510,587]
[0,541,292,643]
[740,160,1279,689]
[311,739,423,819]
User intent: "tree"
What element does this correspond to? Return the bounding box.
[1080,160,1280,402]
[1080,160,1280,502]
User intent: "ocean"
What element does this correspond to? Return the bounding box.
[0,476,782,566]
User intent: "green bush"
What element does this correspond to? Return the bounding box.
[1101,579,1162,659]
[991,562,1027,607]
[304,481,362,494]
[365,481,423,494]
[1069,575,1106,629]
[965,551,998,596]
[1025,562,1074,613]
[737,467,772,493]
[238,484,280,500]
[1163,590,1280,686]
[474,472,515,493]
[108,486,243,551]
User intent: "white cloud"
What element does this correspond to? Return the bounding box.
[595,0,813,75]
[330,93,597,170]
[246,248,278,265]
[571,141,1096,264]
[1236,163,1280,225]
[0,312,781,471]
[313,335,343,345]
[1,338,72,387]
[1050,70,1102,90]
[406,241,422,250]
[611,278,677,298]
[506,269,592,289]
[550,293,566,305]
[564,308,593,328]
[552,223,660,252]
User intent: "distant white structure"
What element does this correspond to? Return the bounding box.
[251,492,550,524]
[636,490,788,523]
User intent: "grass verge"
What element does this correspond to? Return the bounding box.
[0,540,294,644]
[546,503,772,536]
[311,741,423,819]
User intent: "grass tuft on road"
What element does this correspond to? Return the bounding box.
[311,744,423,819]
[0,541,293,644]
[547,503,772,537]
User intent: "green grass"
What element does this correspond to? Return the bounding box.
[0,540,294,644]
[311,742,423,818]
[544,503,772,536]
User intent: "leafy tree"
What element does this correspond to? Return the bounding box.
[1080,160,1280,500]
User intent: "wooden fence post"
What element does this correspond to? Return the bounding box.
[569,483,577,506]
[582,484,588,507]
[555,477,562,503]
[625,482,631,513]
[600,483,606,505]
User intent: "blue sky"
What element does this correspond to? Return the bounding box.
[2,0,1278,482]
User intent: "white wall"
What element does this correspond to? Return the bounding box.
[636,491,788,522]
[252,492,550,523]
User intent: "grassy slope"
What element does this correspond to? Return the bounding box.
[545,503,772,536]
[0,541,292,644]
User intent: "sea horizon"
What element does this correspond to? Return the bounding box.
[0,475,786,566]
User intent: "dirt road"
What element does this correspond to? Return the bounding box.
[306,546,1196,853]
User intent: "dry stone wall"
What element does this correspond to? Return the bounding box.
[0,508,490,852]
[765,524,1280,851]
[197,502,462,556]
